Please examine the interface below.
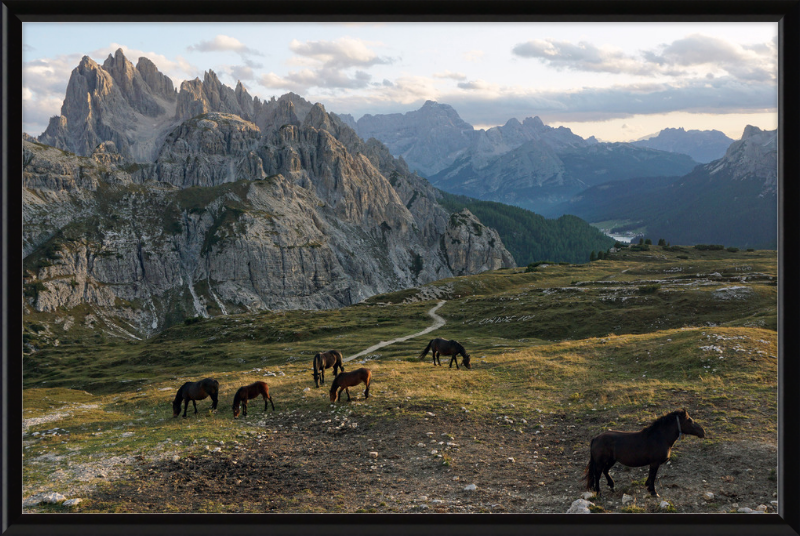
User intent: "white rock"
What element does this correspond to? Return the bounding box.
[464,484,477,491]
[63,498,82,507]
[369,451,378,458]
[581,492,595,500]
[703,492,715,501]
[622,494,634,505]
[507,457,515,463]
[303,388,310,392]
[41,492,66,504]
[660,500,671,510]
[757,504,768,512]
[171,455,180,462]
[738,507,753,513]
[426,412,436,417]
[419,496,428,501]
[566,499,594,513]
[417,443,425,448]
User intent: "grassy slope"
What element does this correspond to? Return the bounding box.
[22,247,777,511]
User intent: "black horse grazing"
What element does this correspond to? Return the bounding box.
[232,381,275,418]
[172,378,219,418]
[419,338,471,369]
[313,350,345,388]
[583,408,705,497]
[330,368,371,402]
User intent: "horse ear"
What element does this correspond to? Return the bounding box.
[680,408,687,416]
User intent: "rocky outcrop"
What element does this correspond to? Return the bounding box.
[38,50,178,162]
[631,127,734,163]
[709,126,777,193]
[23,100,515,336]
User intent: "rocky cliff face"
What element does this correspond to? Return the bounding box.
[631,127,734,163]
[24,56,515,338]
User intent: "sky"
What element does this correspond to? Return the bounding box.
[22,22,778,142]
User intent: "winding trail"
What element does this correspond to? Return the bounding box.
[343,300,447,363]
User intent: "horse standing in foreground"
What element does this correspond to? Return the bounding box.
[313,350,345,387]
[172,378,219,418]
[330,368,371,402]
[419,338,471,369]
[232,381,275,418]
[583,408,705,497]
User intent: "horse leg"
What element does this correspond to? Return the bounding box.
[364,381,370,399]
[242,399,248,418]
[345,387,351,401]
[268,394,275,411]
[182,399,189,418]
[211,392,218,411]
[645,463,661,497]
[320,368,325,386]
[192,400,198,415]
[336,386,344,402]
[603,461,616,491]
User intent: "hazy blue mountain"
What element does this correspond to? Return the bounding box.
[631,127,734,163]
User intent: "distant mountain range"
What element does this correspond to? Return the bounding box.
[631,127,734,163]
[354,101,699,213]
[545,125,777,249]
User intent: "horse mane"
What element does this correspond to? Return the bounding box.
[454,340,466,354]
[643,409,686,434]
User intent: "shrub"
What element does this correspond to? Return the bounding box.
[727,247,739,253]
[694,244,724,251]
[184,316,203,326]
[657,238,667,246]
[644,238,652,245]
[638,284,661,294]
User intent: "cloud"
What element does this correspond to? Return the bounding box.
[513,34,777,83]
[259,37,390,93]
[187,34,263,57]
[456,79,500,92]
[433,70,466,81]
[463,50,484,62]
[513,39,658,76]
[289,37,391,69]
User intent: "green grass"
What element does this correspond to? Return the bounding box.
[22,247,778,510]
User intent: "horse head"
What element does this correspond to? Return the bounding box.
[232,400,241,418]
[462,353,471,369]
[678,409,705,438]
[329,378,340,402]
[172,397,182,418]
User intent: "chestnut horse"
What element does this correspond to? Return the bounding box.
[232,381,275,418]
[419,338,471,369]
[582,408,705,497]
[172,378,219,418]
[313,350,345,387]
[329,368,371,402]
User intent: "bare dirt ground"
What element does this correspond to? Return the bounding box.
[87,400,778,514]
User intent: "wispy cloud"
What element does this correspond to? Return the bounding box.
[187,34,263,57]
[433,70,466,81]
[259,37,392,93]
[513,34,777,83]
[462,50,484,62]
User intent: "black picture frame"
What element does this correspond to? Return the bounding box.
[2,1,798,535]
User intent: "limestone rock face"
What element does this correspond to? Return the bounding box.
[38,49,178,162]
[709,126,777,193]
[631,127,734,163]
[23,98,514,337]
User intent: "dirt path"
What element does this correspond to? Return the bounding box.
[344,300,446,363]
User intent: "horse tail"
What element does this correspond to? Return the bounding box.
[313,353,322,387]
[209,379,219,409]
[419,340,433,359]
[582,441,597,491]
[364,369,371,398]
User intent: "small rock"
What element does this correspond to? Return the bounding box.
[738,507,753,513]
[659,500,671,510]
[171,455,180,462]
[703,492,715,501]
[566,499,594,513]
[426,412,436,417]
[41,492,66,504]
[622,494,634,505]
[507,457,515,463]
[582,492,595,500]
[369,452,378,459]
[63,498,82,507]
[452,476,460,481]
[419,496,428,501]
[757,504,768,512]
[303,388,310,392]
[431,450,439,455]
[464,484,477,491]
[417,443,425,448]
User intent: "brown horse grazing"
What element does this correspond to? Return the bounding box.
[313,350,345,388]
[329,368,371,402]
[232,381,275,418]
[418,338,471,369]
[172,378,219,418]
[582,408,705,497]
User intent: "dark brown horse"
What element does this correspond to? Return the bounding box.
[582,408,705,497]
[419,338,471,369]
[172,378,219,418]
[329,368,371,402]
[232,381,275,418]
[313,350,344,388]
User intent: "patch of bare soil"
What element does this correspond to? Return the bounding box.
[87,402,777,514]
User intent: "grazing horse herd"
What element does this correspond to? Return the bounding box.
[171,337,705,498]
